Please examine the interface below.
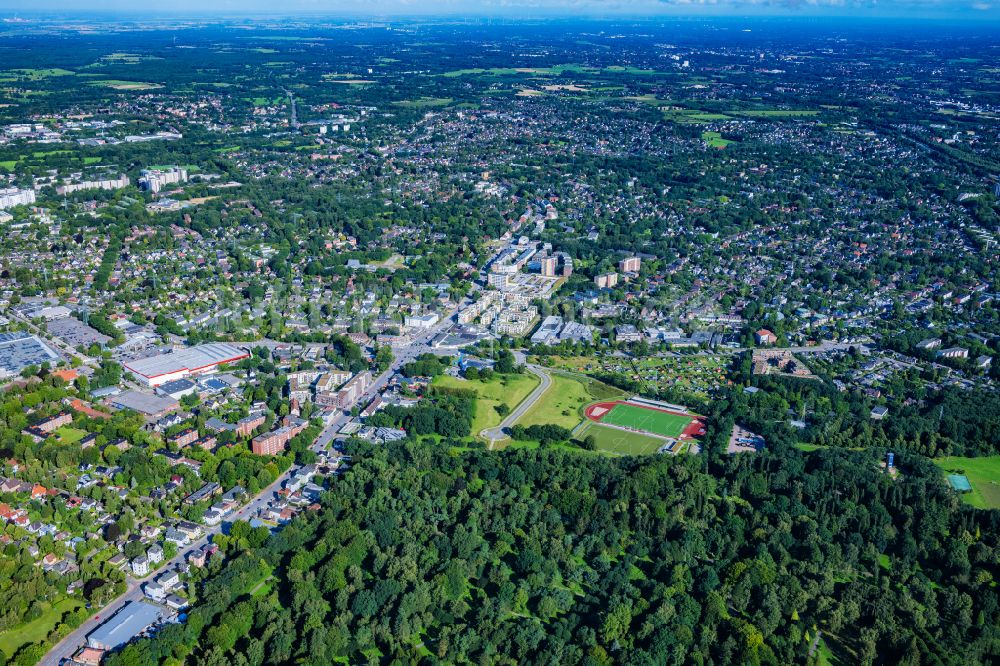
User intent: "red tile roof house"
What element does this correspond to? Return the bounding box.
[755,329,777,345]
[69,398,109,420]
[0,503,19,521]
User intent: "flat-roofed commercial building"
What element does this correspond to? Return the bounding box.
[86,600,167,651]
[123,343,249,387]
[108,391,179,419]
[0,332,60,378]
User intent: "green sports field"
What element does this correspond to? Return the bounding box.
[932,455,1000,510]
[599,403,692,439]
[577,421,668,456]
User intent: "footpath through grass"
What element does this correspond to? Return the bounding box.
[516,372,624,431]
[433,373,540,434]
[932,455,1000,509]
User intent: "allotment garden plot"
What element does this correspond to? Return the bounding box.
[552,354,731,400]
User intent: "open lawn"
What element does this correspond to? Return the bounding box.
[932,456,1000,509]
[55,427,87,444]
[599,403,692,439]
[577,421,667,456]
[795,443,864,452]
[515,373,625,430]
[433,373,540,435]
[0,597,83,657]
[148,164,200,173]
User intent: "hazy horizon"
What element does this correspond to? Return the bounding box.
[2,0,998,21]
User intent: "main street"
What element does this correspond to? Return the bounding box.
[313,304,468,448]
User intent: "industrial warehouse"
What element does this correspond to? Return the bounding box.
[122,343,249,387]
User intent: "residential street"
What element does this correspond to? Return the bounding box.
[42,309,465,665]
[39,464,297,666]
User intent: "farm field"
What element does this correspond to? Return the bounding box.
[393,97,453,108]
[702,131,734,148]
[932,456,1000,509]
[3,68,76,80]
[90,80,162,90]
[433,372,540,435]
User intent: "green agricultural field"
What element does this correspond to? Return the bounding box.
[433,373,540,435]
[516,373,625,430]
[702,131,734,148]
[90,80,162,90]
[441,64,597,78]
[604,66,663,75]
[8,68,76,79]
[577,421,668,456]
[599,403,692,439]
[933,456,1000,509]
[0,597,83,658]
[393,97,453,108]
[661,108,731,124]
[734,109,820,117]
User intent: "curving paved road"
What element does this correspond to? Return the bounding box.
[481,364,551,448]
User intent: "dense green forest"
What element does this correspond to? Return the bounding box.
[106,438,998,666]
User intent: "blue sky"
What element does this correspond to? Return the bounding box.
[3,0,998,19]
